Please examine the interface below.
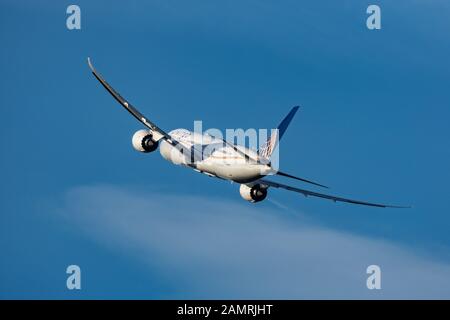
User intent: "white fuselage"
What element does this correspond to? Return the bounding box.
[159,129,271,183]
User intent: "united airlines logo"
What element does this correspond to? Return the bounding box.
[259,130,279,160]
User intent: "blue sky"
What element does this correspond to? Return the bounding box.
[1,0,450,298]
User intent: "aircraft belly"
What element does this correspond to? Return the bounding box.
[159,140,187,165]
[198,162,263,183]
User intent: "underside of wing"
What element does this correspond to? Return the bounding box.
[256,179,409,208]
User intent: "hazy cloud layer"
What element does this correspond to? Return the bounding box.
[57,185,450,299]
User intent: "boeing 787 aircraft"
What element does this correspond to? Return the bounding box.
[88,58,407,208]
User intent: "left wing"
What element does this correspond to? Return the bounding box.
[87,58,175,145]
[257,179,409,208]
[87,58,205,163]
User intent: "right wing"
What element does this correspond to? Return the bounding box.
[257,179,409,208]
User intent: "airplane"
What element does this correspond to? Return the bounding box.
[87,58,408,208]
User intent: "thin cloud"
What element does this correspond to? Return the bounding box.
[57,184,450,299]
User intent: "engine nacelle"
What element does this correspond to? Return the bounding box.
[132,129,159,153]
[239,184,268,203]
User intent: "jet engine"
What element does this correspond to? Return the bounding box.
[132,129,159,153]
[239,184,268,203]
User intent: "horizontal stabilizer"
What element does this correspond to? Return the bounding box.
[276,171,328,189]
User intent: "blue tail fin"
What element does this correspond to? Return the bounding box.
[258,106,299,159]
